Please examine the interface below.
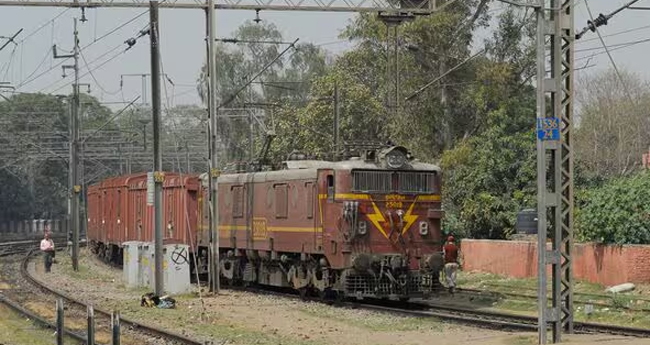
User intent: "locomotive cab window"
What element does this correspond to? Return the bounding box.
[326,175,334,200]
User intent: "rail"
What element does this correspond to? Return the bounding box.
[0,236,70,257]
[20,250,204,345]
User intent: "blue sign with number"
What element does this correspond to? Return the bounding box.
[537,117,560,141]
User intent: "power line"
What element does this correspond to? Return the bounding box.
[576,0,643,40]
[16,10,148,90]
[37,44,123,94]
[18,8,70,44]
[0,28,23,52]
[79,49,121,95]
[575,37,650,53]
[583,0,636,105]
[52,49,126,94]
[577,23,650,44]
[575,36,650,62]
[18,47,52,86]
[1,44,17,81]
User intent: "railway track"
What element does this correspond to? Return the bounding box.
[226,283,650,338]
[0,250,206,345]
[0,236,68,257]
[363,300,650,337]
[457,287,650,313]
[70,251,650,340]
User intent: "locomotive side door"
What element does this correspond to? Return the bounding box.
[317,169,337,258]
[305,180,318,252]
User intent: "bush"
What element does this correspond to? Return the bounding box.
[576,171,650,244]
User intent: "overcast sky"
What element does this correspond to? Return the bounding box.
[0,0,649,111]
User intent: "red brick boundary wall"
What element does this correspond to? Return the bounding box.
[460,239,650,286]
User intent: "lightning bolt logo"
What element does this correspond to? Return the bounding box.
[401,201,418,234]
[367,200,388,239]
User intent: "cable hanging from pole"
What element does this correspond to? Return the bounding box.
[217,37,299,110]
[575,0,642,40]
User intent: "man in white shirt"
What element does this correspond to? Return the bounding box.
[40,230,55,273]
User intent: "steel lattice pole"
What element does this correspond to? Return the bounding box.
[536,0,574,343]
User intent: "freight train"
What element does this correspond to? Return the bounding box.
[87,145,445,301]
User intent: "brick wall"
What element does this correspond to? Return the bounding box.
[460,239,650,286]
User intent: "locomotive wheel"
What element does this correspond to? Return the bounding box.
[298,287,308,301]
[318,288,336,305]
[332,291,345,306]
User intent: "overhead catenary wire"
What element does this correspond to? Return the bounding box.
[218,38,299,109]
[2,45,18,82]
[577,23,650,44]
[583,0,636,105]
[16,9,149,90]
[576,0,643,40]
[575,37,650,53]
[41,44,126,94]
[18,8,70,44]
[404,49,486,102]
[574,36,650,62]
[79,49,122,96]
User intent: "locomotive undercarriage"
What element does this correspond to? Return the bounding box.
[216,248,442,301]
[90,242,441,300]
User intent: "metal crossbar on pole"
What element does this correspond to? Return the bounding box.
[536,0,573,343]
[0,0,445,12]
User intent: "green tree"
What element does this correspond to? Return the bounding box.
[0,93,69,220]
[196,21,331,164]
[0,92,120,220]
[576,171,650,244]
[438,7,538,239]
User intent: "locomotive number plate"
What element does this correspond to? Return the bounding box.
[386,201,403,209]
[385,195,406,209]
[252,218,268,240]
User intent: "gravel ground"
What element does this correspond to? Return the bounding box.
[0,253,175,345]
[28,249,650,345]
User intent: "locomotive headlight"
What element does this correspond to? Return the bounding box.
[386,150,407,169]
[357,221,368,235]
[419,221,429,236]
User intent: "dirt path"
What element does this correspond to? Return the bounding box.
[27,249,650,345]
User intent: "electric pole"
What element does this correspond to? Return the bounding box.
[207,0,220,294]
[333,82,340,160]
[53,18,80,272]
[535,0,574,343]
[149,0,164,296]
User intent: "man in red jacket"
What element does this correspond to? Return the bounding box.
[443,235,459,294]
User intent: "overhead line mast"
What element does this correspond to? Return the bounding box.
[53,18,81,272]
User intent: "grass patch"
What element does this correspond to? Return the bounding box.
[0,304,82,345]
[459,271,650,328]
[55,252,115,282]
[508,335,536,345]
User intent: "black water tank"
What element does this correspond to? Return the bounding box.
[516,209,538,234]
